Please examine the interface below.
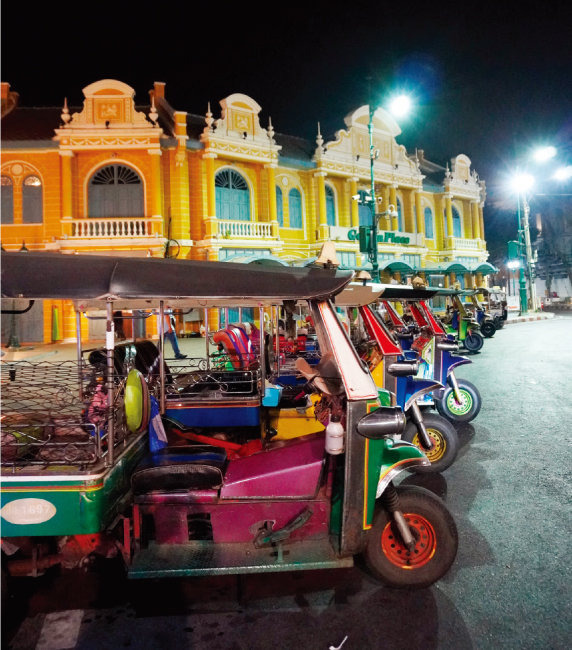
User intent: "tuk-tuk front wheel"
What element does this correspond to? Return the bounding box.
[402,414,458,473]
[463,332,484,352]
[364,486,458,589]
[480,320,496,338]
[436,379,482,423]
[493,315,505,330]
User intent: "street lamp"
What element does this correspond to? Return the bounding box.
[510,173,537,314]
[358,88,412,282]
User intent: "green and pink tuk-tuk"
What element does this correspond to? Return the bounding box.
[1,253,457,589]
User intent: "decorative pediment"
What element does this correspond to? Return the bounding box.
[59,79,153,130]
[201,93,281,163]
[212,94,268,142]
[446,154,482,198]
[318,105,420,182]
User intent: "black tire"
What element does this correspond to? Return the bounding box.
[463,331,484,353]
[363,485,458,589]
[480,320,496,338]
[493,315,505,330]
[436,379,482,423]
[402,413,459,473]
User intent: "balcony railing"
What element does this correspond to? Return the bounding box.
[217,220,274,239]
[448,237,482,251]
[67,217,162,239]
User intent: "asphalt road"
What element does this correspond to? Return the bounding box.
[3,313,572,650]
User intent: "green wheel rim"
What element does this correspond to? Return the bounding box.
[446,389,473,416]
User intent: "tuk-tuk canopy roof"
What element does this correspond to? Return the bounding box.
[1,253,354,308]
[335,282,440,307]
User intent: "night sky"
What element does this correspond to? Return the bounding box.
[2,0,571,254]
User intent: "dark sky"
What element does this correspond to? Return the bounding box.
[2,0,571,204]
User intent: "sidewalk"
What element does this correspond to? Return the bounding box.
[505,310,555,325]
[0,336,213,364]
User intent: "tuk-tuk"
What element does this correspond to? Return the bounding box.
[436,288,485,353]
[335,283,460,473]
[1,253,457,589]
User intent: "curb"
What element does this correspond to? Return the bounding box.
[505,313,555,325]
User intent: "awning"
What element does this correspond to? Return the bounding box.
[421,262,468,274]
[223,254,290,267]
[380,260,415,274]
[471,262,499,275]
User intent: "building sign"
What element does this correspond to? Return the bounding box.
[348,228,411,245]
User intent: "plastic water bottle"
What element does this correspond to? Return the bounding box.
[325,415,345,455]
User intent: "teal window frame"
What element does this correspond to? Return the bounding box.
[276,186,284,226]
[452,206,462,238]
[215,169,251,221]
[325,185,336,226]
[289,188,303,228]
[424,207,434,239]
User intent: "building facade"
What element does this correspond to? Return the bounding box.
[1,79,494,342]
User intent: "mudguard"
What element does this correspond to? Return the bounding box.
[363,437,429,528]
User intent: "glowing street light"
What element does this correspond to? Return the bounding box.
[554,165,572,181]
[533,145,557,163]
[388,94,413,119]
[510,172,535,194]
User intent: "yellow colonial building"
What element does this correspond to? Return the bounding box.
[1,78,494,343]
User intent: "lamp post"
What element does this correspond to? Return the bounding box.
[511,173,536,314]
[359,90,411,282]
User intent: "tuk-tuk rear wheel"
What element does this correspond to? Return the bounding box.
[402,414,458,472]
[364,486,458,589]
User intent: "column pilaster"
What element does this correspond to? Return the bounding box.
[470,201,480,240]
[315,171,329,240]
[59,150,74,238]
[203,153,218,239]
[349,177,359,228]
[266,164,279,237]
[415,191,425,243]
[389,184,398,230]
[148,149,163,219]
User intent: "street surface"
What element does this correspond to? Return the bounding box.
[3,313,572,650]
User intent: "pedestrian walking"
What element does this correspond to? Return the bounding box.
[162,308,186,359]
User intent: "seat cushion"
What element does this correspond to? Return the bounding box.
[131,447,227,494]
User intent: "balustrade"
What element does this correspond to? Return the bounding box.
[217,220,274,239]
[68,217,161,239]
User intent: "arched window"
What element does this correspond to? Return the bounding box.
[452,206,462,238]
[1,176,14,224]
[357,190,371,227]
[88,164,144,218]
[215,169,250,221]
[396,198,404,231]
[22,175,43,223]
[289,188,303,228]
[424,207,434,239]
[325,185,336,226]
[276,186,284,226]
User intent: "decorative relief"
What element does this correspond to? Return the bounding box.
[65,136,157,148]
[1,161,41,185]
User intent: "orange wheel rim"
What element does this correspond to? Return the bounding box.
[381,514,437,568]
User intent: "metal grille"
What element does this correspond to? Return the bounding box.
[0,360,128,469]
